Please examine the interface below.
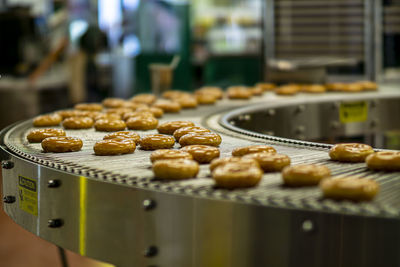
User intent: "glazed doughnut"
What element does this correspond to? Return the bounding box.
[56,110,86,119]
[130,94,157,105]
[320,177,379,201]
[123,111,155,121]
[173,126,211,141]
[94,113,121,121]
[103,131,140,144]
[325,82,346,91]
[126,116,158,130]
[180,145,220,163]
[150,149,193,163]
[243,152,291,172]
[102,98,127,108]
[196,87,223,99]
[136,106,164,118]
[94,137,136,156]
[302,84,326,93]
[139,134,175,150]
[250,86,263,96]
[282,164,331,186]
[162,90,191,100]
[366,151,400,171]
[122,102,148,110]
[232,145,276,157]
[357,81,378,91]
[255,83,276,91]
[57,109,99,119]
[74,103,103,111]
[79,111,101,119]
[195,93,218,105]
[33,114,62,127]
[329,143,374,162]
[152,99,181,113]
[343,83,363,92]
[153,159,199,180]
[212,162,263,189]
[227,86,252,99]
[41,136,83,153]
[179,132,222,147]
[157,121,195,135]
[27,128,66,143]
[106,108,133,116]
[175,96,198,109]
[275,85,299,96]
[209,157,259,172]
[62,117,94,129]
[95,119,126,132]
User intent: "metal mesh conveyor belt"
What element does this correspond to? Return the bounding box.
[3,91,400,220]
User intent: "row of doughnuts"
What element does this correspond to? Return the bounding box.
[92,121,222,156]
[26,128,83,153]
[150,121,222,180]
[32,80,379,129]
[329,143,400,171]
[273,81,378,96]
[150,141,385,202]
[27,129,390,201]
[27,126,392,202]
[31,88,224,129]
[27,126,393,202]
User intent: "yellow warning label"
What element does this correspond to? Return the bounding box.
[339,101,368,123]
[18,176,38,216]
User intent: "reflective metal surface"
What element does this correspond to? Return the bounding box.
[223,97,400,147]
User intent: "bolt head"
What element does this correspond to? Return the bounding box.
[3,196,16,204]
[144,246,158,257]
[47,180,61,188]
[143,199,156,211]
[302,219,314,233]
[267,109,276,116]
[48,219,63,228]
[1,161,14,169]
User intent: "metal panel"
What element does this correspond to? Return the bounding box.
[2,154,400,267]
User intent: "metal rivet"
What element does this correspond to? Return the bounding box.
[295,105,306,114]
[302,219,314,233]
[330,121,340,130]
[1,160,14,169]
[48,219,64,228]
[297,134,306,140]
[3,196,16,204]
[144,246,158,257]
[143,199,156,211]
[266,109,275,116]
[295,125,305,134]
[238,114,251,121]
[47,180,61,188]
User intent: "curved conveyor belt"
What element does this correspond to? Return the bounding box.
[1,86,400,267]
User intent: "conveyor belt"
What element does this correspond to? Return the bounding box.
[3,90,400,219]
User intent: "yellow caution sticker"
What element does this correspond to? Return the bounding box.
[18,176,38,216]
[339,101,368,123]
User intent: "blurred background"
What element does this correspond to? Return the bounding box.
[1,0,400,266]
[1,0,400,129]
